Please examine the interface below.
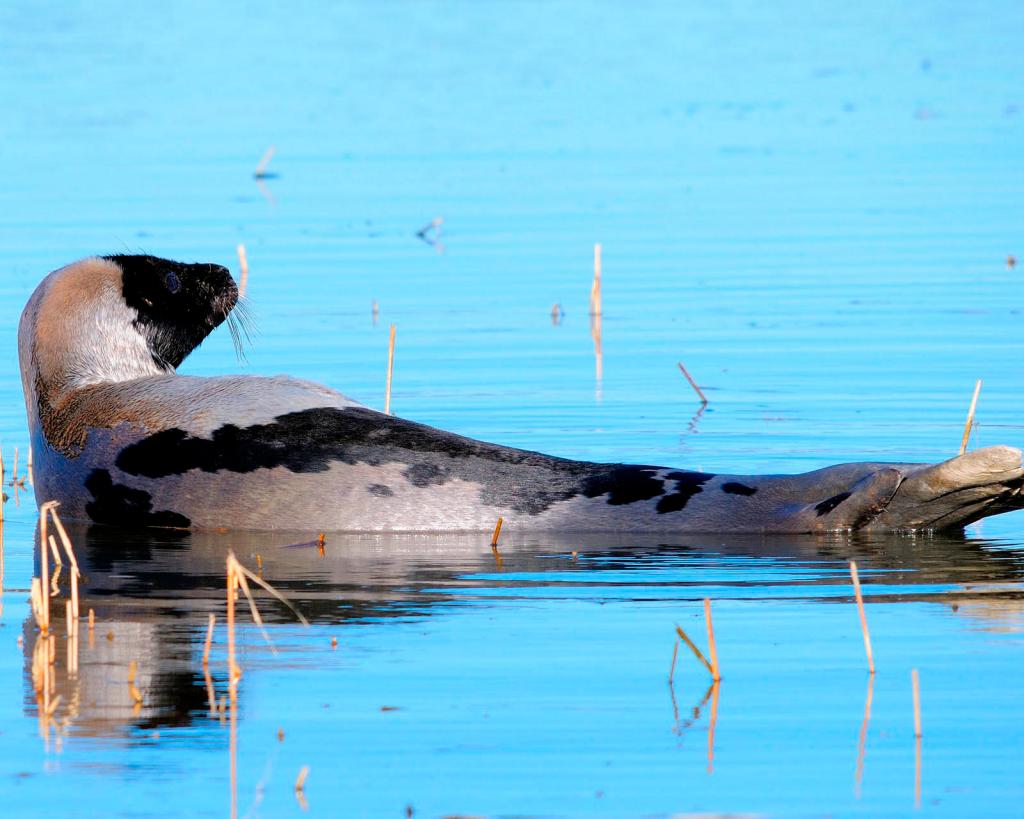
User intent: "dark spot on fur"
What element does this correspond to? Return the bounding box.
[115,407,676,516]
[656,471,715,513]
[580,466,665,505]
[721,482,757,496]
[404,462,447,487]
[368,483,394,497]
[84,469,191,528]
[815,492,852,517]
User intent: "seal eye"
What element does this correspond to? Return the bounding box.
[165,271,181,294]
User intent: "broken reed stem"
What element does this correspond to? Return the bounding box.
[88,608,94,631]
[912,668,922,737]
[677,362,709,405]
[237,244,249,298]
[254,145,276,178]
[589,243,602,316]
[295,765,309,792]
[849,561,875,675]
[48,506,81,618]
[384,324,396,416]
[674,624,715,678]
[490,517,504,548]
[959,379,982,455]
[227,557,238,696]
[704,598,721,682]
[668,639,679,684]
[203,613,216,667]
[47,535,62,567]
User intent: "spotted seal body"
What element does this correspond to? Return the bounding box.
[18,255,1024,532]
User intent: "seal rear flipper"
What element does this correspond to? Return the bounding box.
[864,446,1024,531]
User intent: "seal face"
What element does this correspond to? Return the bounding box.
[109,254,237,370]
[17,254,1024,533]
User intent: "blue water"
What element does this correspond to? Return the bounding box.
[1,0,1023,815]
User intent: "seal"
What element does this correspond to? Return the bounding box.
[18,254,1024,532]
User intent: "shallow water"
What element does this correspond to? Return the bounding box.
[1,0,1024,815]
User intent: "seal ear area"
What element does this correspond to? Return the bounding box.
[106,254,238,369]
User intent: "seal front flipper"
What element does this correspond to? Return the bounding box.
[764,467,902,533]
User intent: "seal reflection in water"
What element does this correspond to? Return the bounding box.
[18,255,1024,532]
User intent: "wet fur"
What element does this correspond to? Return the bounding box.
[19,256,1024,532]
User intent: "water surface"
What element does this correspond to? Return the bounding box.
[1,0,1023,815]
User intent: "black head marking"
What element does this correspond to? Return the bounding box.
[721,482,757,497]
[105,254,238,370]
[815,492,852,517]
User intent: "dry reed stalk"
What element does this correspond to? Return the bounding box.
[674,624,714,677]
[48,534,62,567]
[677,362,709,405]
[254,145,276,178]
[226,557,239,695]
[295,765,309,792]
[12,446,18,481]
[589,243,602,316]
[317,533,326,556]
[384,324,396,415]
[38,504,51,632]
[912,669,921,737]
[48,507,80,618]
[490,517,503,548]
[855,673,874,798]
[959,379,982,455]
[707,680,720,774]
[236,244,249,298]
[203,613,215,667]
[88,608,94,631]
[65,599,72,633]
[704,598,721,681]
[30,578,43,628]
[849,561,875,674]
[204,666,217,716]
[668,639,679,684]
[255,554,263,571]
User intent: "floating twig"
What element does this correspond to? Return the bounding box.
[253,145,276,179]
[959,379,982,455]
[677,361,709,405]
[849,561,875,675]
[674,624,714,678]
[384,324,396,415]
